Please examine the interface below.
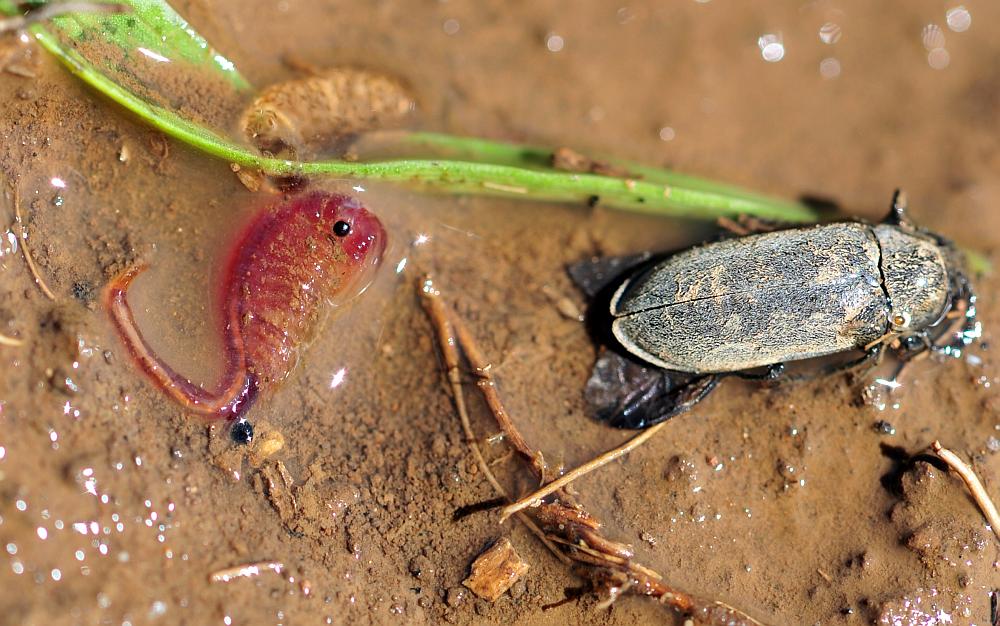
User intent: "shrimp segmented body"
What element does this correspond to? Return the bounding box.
[106,191,387,423]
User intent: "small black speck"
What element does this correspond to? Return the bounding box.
[874,420,896,436]
[332,220,351,237]
[587,195,600,208]
[231,420,254,445]
[72,281,94,304]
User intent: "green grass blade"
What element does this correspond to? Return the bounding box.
[13,0,249,89]
[401,131,812,218]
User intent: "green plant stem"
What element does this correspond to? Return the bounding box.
[26,20,815,222]
[400,131,810,213]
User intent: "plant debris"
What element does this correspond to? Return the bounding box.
[462,538,530,602]
[419,275,765,625]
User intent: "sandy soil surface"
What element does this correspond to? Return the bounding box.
[1,1,999,624]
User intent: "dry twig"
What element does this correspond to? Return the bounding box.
[931,440,1000,541]
[501,420,669,521]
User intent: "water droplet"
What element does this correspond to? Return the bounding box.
[545,33,565,52]
[758,33,785,62]
[946,6,971,33]
[149,601,167,618]
[818,22,841,44]
[819,57,841,79]
[442,19,459,36]
[51,568,61,581]
[922,24,946,51]
[658,126,676,141]
[928,47,951,70]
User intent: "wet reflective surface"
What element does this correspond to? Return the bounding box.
[1,1,1000,624]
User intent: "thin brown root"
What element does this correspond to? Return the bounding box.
[13,187,56,300]
[0,332,23,347]
[500,420,668,521]
[0,2,127,34]
[931,440,1000,541]
[209,560,285,583]
[419,276,569,566]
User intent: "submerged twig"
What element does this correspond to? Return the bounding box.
[500,420,669,521]
[0,1,126,34]
[418,277,569,566]
[931,440,1000,541]
[420,275,765,625]
[12,186,56,300]
[447,312,546,478]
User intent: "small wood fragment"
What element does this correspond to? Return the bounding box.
[462,538,530,602]
[551,147,631,178]
[0,332,23,347]
[231,163,263,192]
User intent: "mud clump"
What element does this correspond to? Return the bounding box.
[253,459,362,539]
[240,67,416,161]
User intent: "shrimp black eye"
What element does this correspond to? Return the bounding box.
[332,221,351,237]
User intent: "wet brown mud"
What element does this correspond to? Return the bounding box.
[2,1,1000,625]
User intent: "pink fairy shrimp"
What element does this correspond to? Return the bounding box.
[105,191,387,443]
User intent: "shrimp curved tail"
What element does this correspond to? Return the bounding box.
[104,264,258,420]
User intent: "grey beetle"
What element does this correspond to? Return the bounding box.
[570,192,981,429]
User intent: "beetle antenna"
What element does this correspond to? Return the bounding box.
[885,189,913,227]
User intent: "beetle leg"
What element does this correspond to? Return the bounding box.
[584,349,718,429]
[923,279,982,359]
[731,363,785,381]
[780,346,885,383]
